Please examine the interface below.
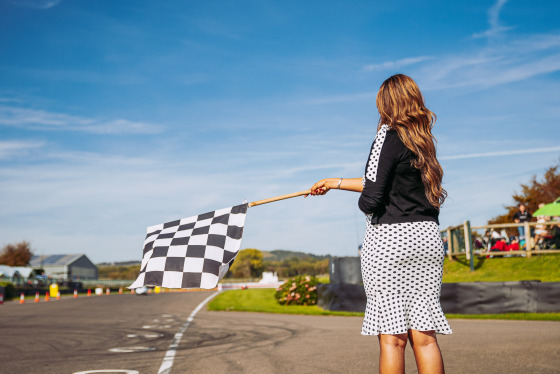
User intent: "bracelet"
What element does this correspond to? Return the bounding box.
[338,178,343,189]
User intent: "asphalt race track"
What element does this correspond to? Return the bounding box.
[1,291,559,374]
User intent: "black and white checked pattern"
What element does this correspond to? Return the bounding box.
[129,204,248,290]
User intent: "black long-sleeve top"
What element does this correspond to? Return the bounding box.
[358,125,439,225]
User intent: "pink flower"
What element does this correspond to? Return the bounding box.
[306,294,310,298]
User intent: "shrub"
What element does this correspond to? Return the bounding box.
[274,275,318,306]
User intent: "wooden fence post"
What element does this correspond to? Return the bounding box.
[524,221,532,258]
[466,221,474,271]
[463,221,471,261]
[446,227,453,260]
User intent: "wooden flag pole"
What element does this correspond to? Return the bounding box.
[249,190,312,208]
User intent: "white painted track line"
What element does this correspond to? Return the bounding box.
[157,291,220,374]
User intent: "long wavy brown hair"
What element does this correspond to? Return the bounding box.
[376,74,447,208]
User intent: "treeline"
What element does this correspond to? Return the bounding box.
[490,162,560,225]
[227,248,329,279]
[262,251,329,278]
[97,264,140,280]
[97,249,330,280]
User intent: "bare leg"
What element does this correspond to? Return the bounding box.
[408,329,445,374]
[378,333,408,374]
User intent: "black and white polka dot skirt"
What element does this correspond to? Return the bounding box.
[360,219,453,336]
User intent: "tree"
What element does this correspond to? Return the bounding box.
[0,241,34,266]
[229,248,264,278]
[489,162,560,225]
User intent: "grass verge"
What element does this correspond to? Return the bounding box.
[208,289,560,321]
[443,253,560,282]
[208,288,363,316]
[446,313,560,321]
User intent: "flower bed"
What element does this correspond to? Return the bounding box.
[274,275,318,306]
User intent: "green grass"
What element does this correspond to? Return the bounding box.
[443,253,560,282]
[446,313,560,321]
[208,289,560,321]
[316,275,329,283]
[208,288,363,316]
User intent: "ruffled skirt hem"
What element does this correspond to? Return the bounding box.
[361,292,453,336]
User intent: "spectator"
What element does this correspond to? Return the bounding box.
[534,203,550,248]
[549,222,560,249]
[513,203,532,240]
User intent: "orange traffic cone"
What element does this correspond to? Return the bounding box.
[73,289,78,298]
[118,287,122,294]
[130,289,135,294]
[56,292,60,300]
[106,288,110,295]
[19,293,25,304]
[87,289,91,297]
[34,292,40,302]
[45,292,50,302]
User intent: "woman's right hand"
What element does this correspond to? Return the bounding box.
[306,178,336,197]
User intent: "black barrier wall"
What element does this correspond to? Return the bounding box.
[317,283,366,312]
[318,281,560,313]
[440,281,560,313]
[329,257,362,285]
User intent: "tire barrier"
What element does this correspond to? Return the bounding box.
[317,281,560,313]
[440,281,560,313]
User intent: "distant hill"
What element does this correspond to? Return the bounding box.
[261,250,330,261]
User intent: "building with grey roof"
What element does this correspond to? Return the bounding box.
[29,254,98,280]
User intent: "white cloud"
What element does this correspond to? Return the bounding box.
[0,106,92,127]
[420,33,560,90]
[362,56,433,72]
[0,106,163,134]
[0,140,45,159]
[8,0,62,9]
[441,146,560,161]
[472,0,513,39]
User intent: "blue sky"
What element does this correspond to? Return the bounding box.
[1,0,559,263]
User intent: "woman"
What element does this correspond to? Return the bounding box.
[309,74,452,374]
[534,203,549,248]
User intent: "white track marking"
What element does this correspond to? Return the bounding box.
[157,292,219,374]
[73,370,139,373]
[142,324,171,329]
[127,333,163,338]
[109,347,155,353]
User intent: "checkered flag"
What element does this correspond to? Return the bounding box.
[129,204,248,290]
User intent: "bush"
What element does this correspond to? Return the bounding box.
[0,281,16,300]
[274,275,318,306]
